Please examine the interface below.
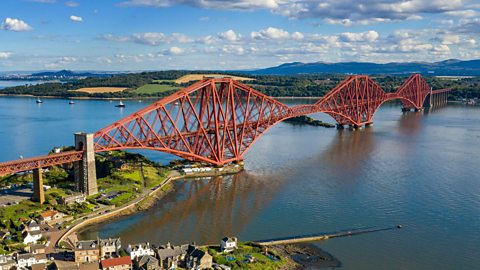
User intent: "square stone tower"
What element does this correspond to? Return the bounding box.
[74,132,98,196]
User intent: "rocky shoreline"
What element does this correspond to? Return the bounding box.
[273,243,341,269]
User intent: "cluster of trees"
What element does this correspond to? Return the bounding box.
[1,70,479,99]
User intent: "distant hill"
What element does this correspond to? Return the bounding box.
[247,59,480,76]
[31,69,115,78]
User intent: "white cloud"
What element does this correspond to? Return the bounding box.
[101,32,194,46]
[1,18,33,32]
[0,52,12,59]
[70,15,83,22]
[168,46,183,55]
[444,9,478,17]
[44,56,78,68]
[291,31,304,40]
[218,30,240,42]
[251,27,290,40]
[65,1,79,7]
[340,31,379,42]
[117,0,472,25]
[119,0,280,9]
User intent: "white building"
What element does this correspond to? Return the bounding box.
[220,237,237,253]
[23,220,42,244]
[16,253,47,269]
[126,243,154,260]
[26,220,40,232]
[0,255,16,270]
[23,230,42,244]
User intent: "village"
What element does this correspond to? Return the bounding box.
[0,151,291,270]
[0,214,243,270]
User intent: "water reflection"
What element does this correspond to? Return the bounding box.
[318,129,376,174]
[396,111,424,136]
[80,172,283,245]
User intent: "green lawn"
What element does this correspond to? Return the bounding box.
[209,242,288,270]
[0,200,46,223]
[151,79,174,83]
[134,84,180,94]
[142,165,168,188]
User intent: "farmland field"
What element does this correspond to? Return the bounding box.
[71,87,128,93]
[134,84,180,94]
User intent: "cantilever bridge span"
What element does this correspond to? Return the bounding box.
[0,74,451,177]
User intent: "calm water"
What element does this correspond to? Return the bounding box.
[1,96,479,269]
[0,80,50,89]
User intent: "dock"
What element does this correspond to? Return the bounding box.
[255,225,402,246]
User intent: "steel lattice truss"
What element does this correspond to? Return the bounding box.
[0,151,83,175]
[93,78,290,165]
[0,74,452,173]
[315,75,388,126]
[395,74,431,109]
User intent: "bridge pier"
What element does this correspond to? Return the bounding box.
[74,133,98,197]
[32,167,45,204]
[349,124,362,130]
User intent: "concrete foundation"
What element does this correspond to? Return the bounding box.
[32,168,45,204]
[74,133,98,196]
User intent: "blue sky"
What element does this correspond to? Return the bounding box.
[0,0,479,71]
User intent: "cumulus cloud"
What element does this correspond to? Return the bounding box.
[291,32,304,40]
[70,15,83,22]
[251,27,290,40]
[119,0,279,9]
[100,32,194,46]
[340,31,379,42]
[453,18,480,33]
[218,30,240,42]
[45,56,78,68]
[168,46,183,55]
[0,52,12,59]
[1,18,33,31]
[117,0,472,24]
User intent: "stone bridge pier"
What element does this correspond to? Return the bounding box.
[74,133,98,196]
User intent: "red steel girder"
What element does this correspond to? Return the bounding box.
[0,151,83,176]
[93,78,290,166]
[0,74,454,172]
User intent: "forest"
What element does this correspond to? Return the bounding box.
[1,70,479,100]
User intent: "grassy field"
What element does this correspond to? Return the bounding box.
[71,87,128,93]
[207,242,289,270]
[134,84,180,94]
[174,74,254,84]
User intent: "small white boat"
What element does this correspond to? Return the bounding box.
[115,101,126,108]
[69,100,75,105]
[36,98,43,104]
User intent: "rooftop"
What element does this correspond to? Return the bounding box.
[101,256,132,268]
[39,210,59,218]
[75,240,98,250]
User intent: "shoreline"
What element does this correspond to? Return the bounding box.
[0,93,326,100]
[57,166,244,248]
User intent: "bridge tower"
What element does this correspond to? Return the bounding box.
[32,167,45,204]
[74,133,98,196]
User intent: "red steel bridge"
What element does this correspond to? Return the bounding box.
[0,74,451,176]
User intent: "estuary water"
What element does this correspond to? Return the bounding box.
[0,96,479,269]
